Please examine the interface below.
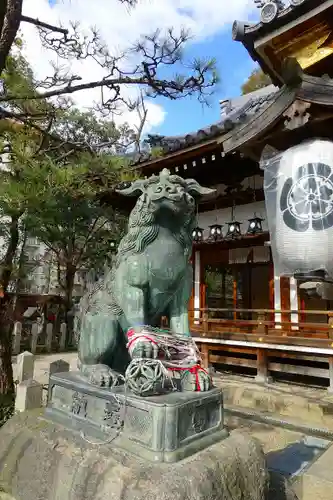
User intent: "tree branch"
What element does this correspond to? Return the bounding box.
[0,1,7,38]
[0,72,212,102]
[73,216,105,266]
[20,15,68,36]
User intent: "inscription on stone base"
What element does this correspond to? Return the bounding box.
[45,371,228,463]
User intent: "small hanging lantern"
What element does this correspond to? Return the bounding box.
[226,221,242,238]
[209,224,223,241]
[247,216,264,235]
[192,202,204,243]
[247,176,264,235]
[192,227,204,242]
[226,199,241,238]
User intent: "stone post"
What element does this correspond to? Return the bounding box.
[16,351,34,383]
[15,379,43,411]
[12,321,22,355]
[59,322,67,351]
[30,322,39,354]
[49,359,70,376]
[46,323,53,353]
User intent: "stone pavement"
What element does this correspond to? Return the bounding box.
[214,372,333,433]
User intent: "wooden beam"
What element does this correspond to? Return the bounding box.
[193,337,333,355]
[200,344,209,369]
[209,354,255,368]
[328,356,333,394]
[203,344,329,363]
[132,141,219,173]
[255,349,270,383]
[209,353,329,379]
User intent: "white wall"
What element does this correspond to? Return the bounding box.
[198,200,268,235]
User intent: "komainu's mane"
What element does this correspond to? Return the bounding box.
[115,190,195,268]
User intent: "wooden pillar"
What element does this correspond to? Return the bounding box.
[328,356,333,394]
[328,313,333,340]
[255,313,267,335]
[280,277,291,330]
[274,274,282,329]
[202,310,208,336]
[233,272,237,321]
[255,348,271,384]
[194,250,201,324]
[201,343,209,369]
[290,277,299,330]
[269,264,274,322]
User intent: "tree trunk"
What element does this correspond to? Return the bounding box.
[0,214,20,426]
[0,302,14,425]
[11,226,27,316]
[0,0,23,76]
[64,264,76,346]
[1,213,20,293]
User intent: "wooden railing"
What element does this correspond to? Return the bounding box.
[189,307,333,389]
[189,307,333,342]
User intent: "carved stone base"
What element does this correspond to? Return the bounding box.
[45,371,228,463]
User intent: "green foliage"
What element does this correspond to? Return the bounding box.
[51,109,136,152]
[24,154,127,292]
[3,42,53,118]
[241,67,272,95]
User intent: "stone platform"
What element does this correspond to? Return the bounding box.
[45,371,228,463]
[0,410,269,500]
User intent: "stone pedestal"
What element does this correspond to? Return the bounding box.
[59,323,67,351]
[15,379,43,412]
[15,351,34,383]
[46,371,228,463]
[46,323,53,353]
[0,410,268,500]
[12,321,22,355]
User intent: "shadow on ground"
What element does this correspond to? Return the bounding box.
[267,471,299,500]
[266,436,330,478]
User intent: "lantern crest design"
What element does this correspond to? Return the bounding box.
[280,162,333,232]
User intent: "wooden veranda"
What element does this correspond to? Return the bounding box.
[190,307,333,390]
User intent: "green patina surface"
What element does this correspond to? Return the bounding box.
[74,168,215,384]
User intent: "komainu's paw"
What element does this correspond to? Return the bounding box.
[131,339,158,359]
[82,364,123,388]
[179,367,212,392]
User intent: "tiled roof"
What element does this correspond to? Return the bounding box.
[134,85,278,164]
[233,0,318,42]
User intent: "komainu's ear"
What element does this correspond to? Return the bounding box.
[185,178,216,197]
[115,179,146,197]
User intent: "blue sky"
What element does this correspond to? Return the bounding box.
[154,29,256,137]
[45,0,258,139]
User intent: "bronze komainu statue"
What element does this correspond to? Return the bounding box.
[75,168,214,386]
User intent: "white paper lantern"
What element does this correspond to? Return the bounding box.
[262,139,333,279]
